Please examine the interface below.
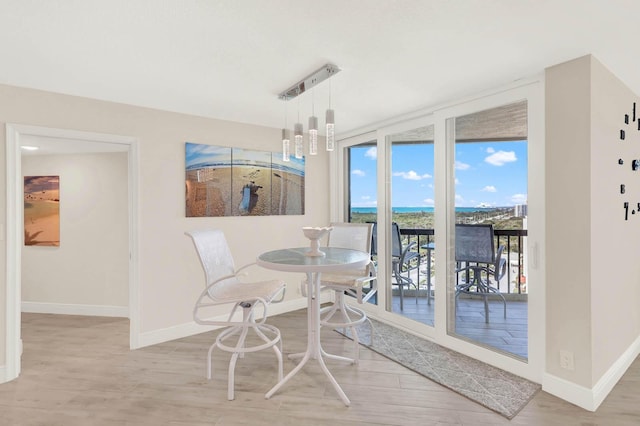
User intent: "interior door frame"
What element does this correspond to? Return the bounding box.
[4,124,140,383]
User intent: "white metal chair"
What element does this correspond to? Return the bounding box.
[318,222,376,363]
[185,229,286,400]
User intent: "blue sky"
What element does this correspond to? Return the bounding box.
[350,141,528,208]
[185,142,305,174]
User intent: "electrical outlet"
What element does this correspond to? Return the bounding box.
[560,350,575,370]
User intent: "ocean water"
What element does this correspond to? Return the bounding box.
[351,207,504,214]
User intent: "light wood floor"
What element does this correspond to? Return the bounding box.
[1,310,639,425]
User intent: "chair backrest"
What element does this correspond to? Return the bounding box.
[368,222,402,258]
[185,229,236,288]
[391,222,403,258]
[328,222,373,253]
[370,222,378,256]
[328,222,373,275]
[455,224,495,263]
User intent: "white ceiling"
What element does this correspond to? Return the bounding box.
[2,0,639,139]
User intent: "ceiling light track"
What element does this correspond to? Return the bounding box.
[278,63,340,101]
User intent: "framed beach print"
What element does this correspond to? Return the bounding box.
[185,142,305,217]
[24,175,60,246]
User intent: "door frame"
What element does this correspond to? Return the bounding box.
[433,80,545,382]
[4,124,140,382]
[335,77,545,383]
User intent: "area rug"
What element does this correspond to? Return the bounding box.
[337,318,540,419]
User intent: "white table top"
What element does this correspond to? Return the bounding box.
[257,247,369,273]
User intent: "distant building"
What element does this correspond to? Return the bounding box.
[514,204,528,217]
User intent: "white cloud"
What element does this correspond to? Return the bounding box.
[392,170,432,180]
[485,150,517,166]
[361,195,371,200]
[365,147,377,159]
[352,169,365,177]
[482,185,497,192]
[476,202,494,208]
[455,161,470,170]
[353,198,377,207]
[455,178,460,185]
[486,147,495,153]
[511,193,527,204]
[423,198,434,206]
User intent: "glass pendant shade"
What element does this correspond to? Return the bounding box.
[282,128,290,162]
[308,115,318,155]
[326,109,335,151]
[294,122,304,159]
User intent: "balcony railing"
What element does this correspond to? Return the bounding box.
[399,228,528,294]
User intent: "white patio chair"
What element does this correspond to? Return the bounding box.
[185,229,286,400]
[317,222,377,363]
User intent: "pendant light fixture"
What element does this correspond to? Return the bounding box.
[294,97,304,159]
[326,79,335,152]
[278,63,341,159]
[308,89,318,155]
[282,102,290,161]
[282,128,290,162]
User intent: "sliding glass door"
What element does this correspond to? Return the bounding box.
[448,102,529,359]
[336,80,543,382]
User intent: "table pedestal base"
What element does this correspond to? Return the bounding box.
[265,272,352,406]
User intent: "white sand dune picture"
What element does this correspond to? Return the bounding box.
[24,175,60,246]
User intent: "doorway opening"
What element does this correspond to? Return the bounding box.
[4,124,139,383]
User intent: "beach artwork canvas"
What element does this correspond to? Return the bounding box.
[24,175,60,246]
[185,142,305,217]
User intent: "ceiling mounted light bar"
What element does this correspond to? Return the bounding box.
[278,63,341,101]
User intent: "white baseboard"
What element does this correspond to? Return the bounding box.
[543,334,640,411]
[542,373,594,411]
[22,301,129,318]
[137,296,313,349]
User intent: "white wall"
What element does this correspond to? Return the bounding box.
[590,57,640,383]
[545,55,593,387]
[545,55,640,409]
[21,152,129,315]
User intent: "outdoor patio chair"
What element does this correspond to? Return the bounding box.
[185,229,286,400]
[368,222,421,310]
[454,223,507,323]
[316,222,377,363]
[391,222,421,310]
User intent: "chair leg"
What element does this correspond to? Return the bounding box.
[320,290,370,364]
[205,304,283,401]
[228,327,250,400]
[334,292,360,363]
[228,351,240,400]
[207,341,216,380]
[252,322,284,382]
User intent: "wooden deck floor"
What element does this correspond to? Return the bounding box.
[391,295,528,358]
